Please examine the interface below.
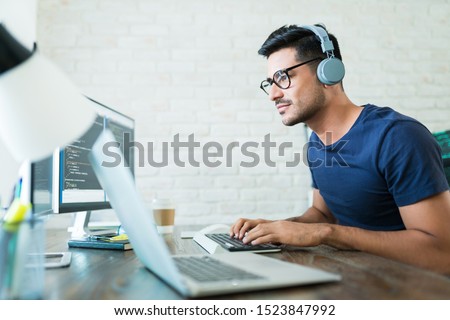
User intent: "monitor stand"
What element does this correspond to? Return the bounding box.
[44,252,72,269]
[66,211,128,250]
[69,210,119,239]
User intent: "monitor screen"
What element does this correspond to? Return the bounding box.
[30,155,53,216]
[52,97,135,214]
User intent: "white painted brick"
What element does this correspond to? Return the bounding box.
[156,112,197,124]
[81,12,119,24]
[38,34,77,47]
[92,73,131,85]
[194,13,230,26]
[152,86,195,99]
[117,36,157,49]
[130,25,170,36]
[156,14,193,26]
[239,164,279,176]
[217,202,256,216]
[169,99,210,112]
[131,74,171,86]
[386,86,416,98]
[256,175,293,189]
[158,163,201,176]
[133,48,171,60]
[92,48,132,61]
[153,190,199,202]
[76,61,116,72]
[70,73,92,86]
[51,48,93,61]
[156,61,196,73]
[137,124,172,138]
[98,0,137,12]
[240,188,278,201]
[175,177,214,189]
[194,36,233,49]
[210,124,249,137]
[177,203,214,217]
[37,0,450,227]
[256,201,295,216]
[215,176,255,188]
[250,124,289,136]
[197,111,236,124]
[76,35,117,48]
[90,23,128,36]
[200,189,239,202]
[194,87,233,99]
[118,13,155,24]
[196,61,233,74]
[137,176,174,189]
[200,165,238,176]
[237,112,273,123]
[170,124,210,137]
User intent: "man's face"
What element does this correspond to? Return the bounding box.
[266,47,325,126]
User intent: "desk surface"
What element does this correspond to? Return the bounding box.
[44,227,450,299]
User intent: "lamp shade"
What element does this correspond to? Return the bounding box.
[0,23,95,162]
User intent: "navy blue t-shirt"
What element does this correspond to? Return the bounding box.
[308,104,448,231]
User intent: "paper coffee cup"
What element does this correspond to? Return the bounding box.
[152,198,175,234]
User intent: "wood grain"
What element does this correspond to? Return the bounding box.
[43,227,450,299]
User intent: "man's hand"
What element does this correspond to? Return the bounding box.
[229,218,273,240]
[241,220,331,247]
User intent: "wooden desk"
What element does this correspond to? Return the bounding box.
[44,227,450,299]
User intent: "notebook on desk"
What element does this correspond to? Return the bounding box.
[89,130,341,298]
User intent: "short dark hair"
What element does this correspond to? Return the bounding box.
[258,24,342,68]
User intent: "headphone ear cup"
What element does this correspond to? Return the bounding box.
[317,58,345,85]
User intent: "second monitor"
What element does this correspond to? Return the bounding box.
[52,97,135,244]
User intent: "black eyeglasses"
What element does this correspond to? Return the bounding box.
[259,57,321,95]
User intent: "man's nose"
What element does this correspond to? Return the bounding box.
[268,84,283,101]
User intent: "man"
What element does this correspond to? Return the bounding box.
[230,24,450,274]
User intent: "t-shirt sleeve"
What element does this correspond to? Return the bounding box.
[378,121,449,207]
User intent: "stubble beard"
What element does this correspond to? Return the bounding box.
[280,86,326,126]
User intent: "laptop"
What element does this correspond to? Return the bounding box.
[89,130,341,298]
[193,224,282,254]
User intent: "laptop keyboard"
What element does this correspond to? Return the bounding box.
[205,233,280,252]
[174,256,264,282]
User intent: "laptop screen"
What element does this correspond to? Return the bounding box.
[88,129,187,295]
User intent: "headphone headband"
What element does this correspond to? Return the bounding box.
[300,25,335,55]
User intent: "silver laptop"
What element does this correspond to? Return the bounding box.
[89,130,341,298]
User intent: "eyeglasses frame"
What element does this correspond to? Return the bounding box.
[259,57,322,95]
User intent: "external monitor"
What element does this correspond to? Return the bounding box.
[52,97,135,242]
[30,155,53,216]
[27,97,134,260]
[30,155,71,267]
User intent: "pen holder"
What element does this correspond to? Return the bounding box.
[0,218,45,299]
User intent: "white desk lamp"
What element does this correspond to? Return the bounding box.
[0,22,96,269]
[0,22,95,208]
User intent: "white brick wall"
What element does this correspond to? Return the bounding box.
[37,0,450,226]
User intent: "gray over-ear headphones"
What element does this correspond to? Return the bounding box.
[300,25,345,85]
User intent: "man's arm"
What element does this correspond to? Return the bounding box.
[323,190,450,273]
[230,189,335,239]
[286,188,336,224]
[243,191,450,274]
